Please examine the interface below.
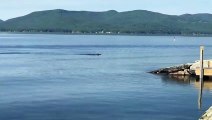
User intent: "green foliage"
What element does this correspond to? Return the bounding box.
[1,9,212,34]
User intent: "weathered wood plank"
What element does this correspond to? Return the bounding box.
[195,68,212,76]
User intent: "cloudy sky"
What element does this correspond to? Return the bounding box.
[0,0,211,20]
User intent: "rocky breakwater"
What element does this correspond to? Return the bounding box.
[149,60,212,76]
[150,60,212,76]
[149,63,195,76]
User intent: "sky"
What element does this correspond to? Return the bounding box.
[0,0,212,20]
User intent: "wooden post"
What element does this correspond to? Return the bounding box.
[198,46,204,109]
[200,46,204,80]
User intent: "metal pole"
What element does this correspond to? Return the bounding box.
[198,46,204,109]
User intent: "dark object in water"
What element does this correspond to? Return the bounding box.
[0,52,31,54]
[77,53,101,56]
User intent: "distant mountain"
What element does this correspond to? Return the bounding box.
[1,9,212,35]
[0,19,3,23]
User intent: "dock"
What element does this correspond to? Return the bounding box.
[199,107,212,120]
[196,68,212,76]
[195,60,212,76]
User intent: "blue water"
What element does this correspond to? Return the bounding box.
[0,34,212,120]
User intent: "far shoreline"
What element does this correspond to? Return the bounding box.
[1,31,212,37]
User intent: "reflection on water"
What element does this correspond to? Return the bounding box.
[194,81,212,90]
[160,75,212,110]
[160,75,212,90]
[160,75,195,85]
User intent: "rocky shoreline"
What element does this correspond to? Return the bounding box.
[148,59,210,76]
[149,63,195,76]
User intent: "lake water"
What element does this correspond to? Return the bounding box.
[0,34,212,120]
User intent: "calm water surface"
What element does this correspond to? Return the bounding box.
[0,34,212,120]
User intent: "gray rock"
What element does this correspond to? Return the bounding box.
[149,63,194,76]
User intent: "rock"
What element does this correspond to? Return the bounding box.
[170,71,185,75]
[149,60,212,76]
[184,69,190,75]
[149,63,193,75]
